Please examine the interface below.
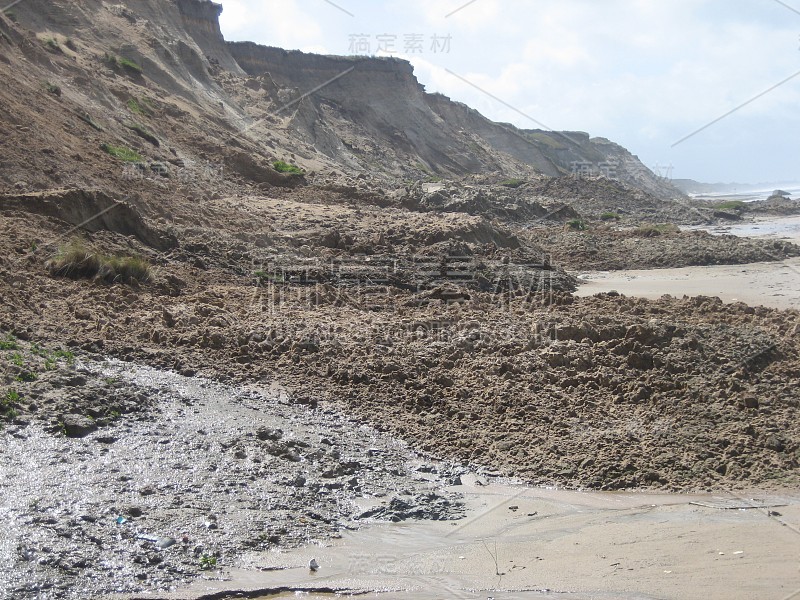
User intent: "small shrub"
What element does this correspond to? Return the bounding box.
[0,335,18,351]
[566,219,587,231]
[10,352,24,367]
[52,349,75,363]
[43,38,61,53]
[5,10,17,23]
[254,270,284,283]
[601,212,620,221]
[199,555,217,570]
[499,178,525,188]
[101,143,142,162]
[1,390,18,419]
[16,371,37,383]
[273,160,304,175]
[102,52,141,73]
[126,97,153,116]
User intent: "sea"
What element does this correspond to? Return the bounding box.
[689,184,800,203]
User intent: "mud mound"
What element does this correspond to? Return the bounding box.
[530,227,800,271]
[522,176,702,224]
[0,189,176,250]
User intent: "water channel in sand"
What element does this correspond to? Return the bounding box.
[575,216,800,309]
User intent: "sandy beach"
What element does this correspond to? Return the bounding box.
[165,480,800,600]
[576,216,800,309]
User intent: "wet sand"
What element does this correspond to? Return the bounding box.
[163,480,800,600]
[576,216,800,310]
[575,257,800,309]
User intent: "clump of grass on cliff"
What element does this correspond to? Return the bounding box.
[103,52,142,74]
[273,160,304,175]
[101,143,142,162]
[566,219,587,231]
[126,97,153,117]
[499,178,526,188]
[714,200,746,211]
[48,240,151,284]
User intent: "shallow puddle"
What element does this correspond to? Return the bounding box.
[176,484,800,600]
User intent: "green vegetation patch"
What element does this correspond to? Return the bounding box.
[600,212,621,221]
[0,334,18,351]
[103,53,142,74]
[499,178,526,188]
[566,219,587,231]
[527,132,567,150]
[1,389,19,419]
[273,160,304,175]
[101,143,142,162]
[713,200,746,211]
[48,239,151,284]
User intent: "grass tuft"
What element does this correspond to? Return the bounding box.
[47,239,151,284]
[600,212,621,221]
[566,219,587,231]
[103,53,142,74]
[126,97,153,116]
[43,38,62,53]
[713,200,746,211]
[101,143,142,162]
[273,160,304,175]
[499,178,525,188]
[0,335,18,351]
[118,56,142,72]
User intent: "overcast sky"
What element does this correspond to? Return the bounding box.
[218,0,800,184]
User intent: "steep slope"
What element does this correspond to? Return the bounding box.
[0,0,682,203]
[228,42,684,199]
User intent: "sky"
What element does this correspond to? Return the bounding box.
[218,0,800,184]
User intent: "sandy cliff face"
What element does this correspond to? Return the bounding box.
[0,0,681,199]
[227,41,682,197]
